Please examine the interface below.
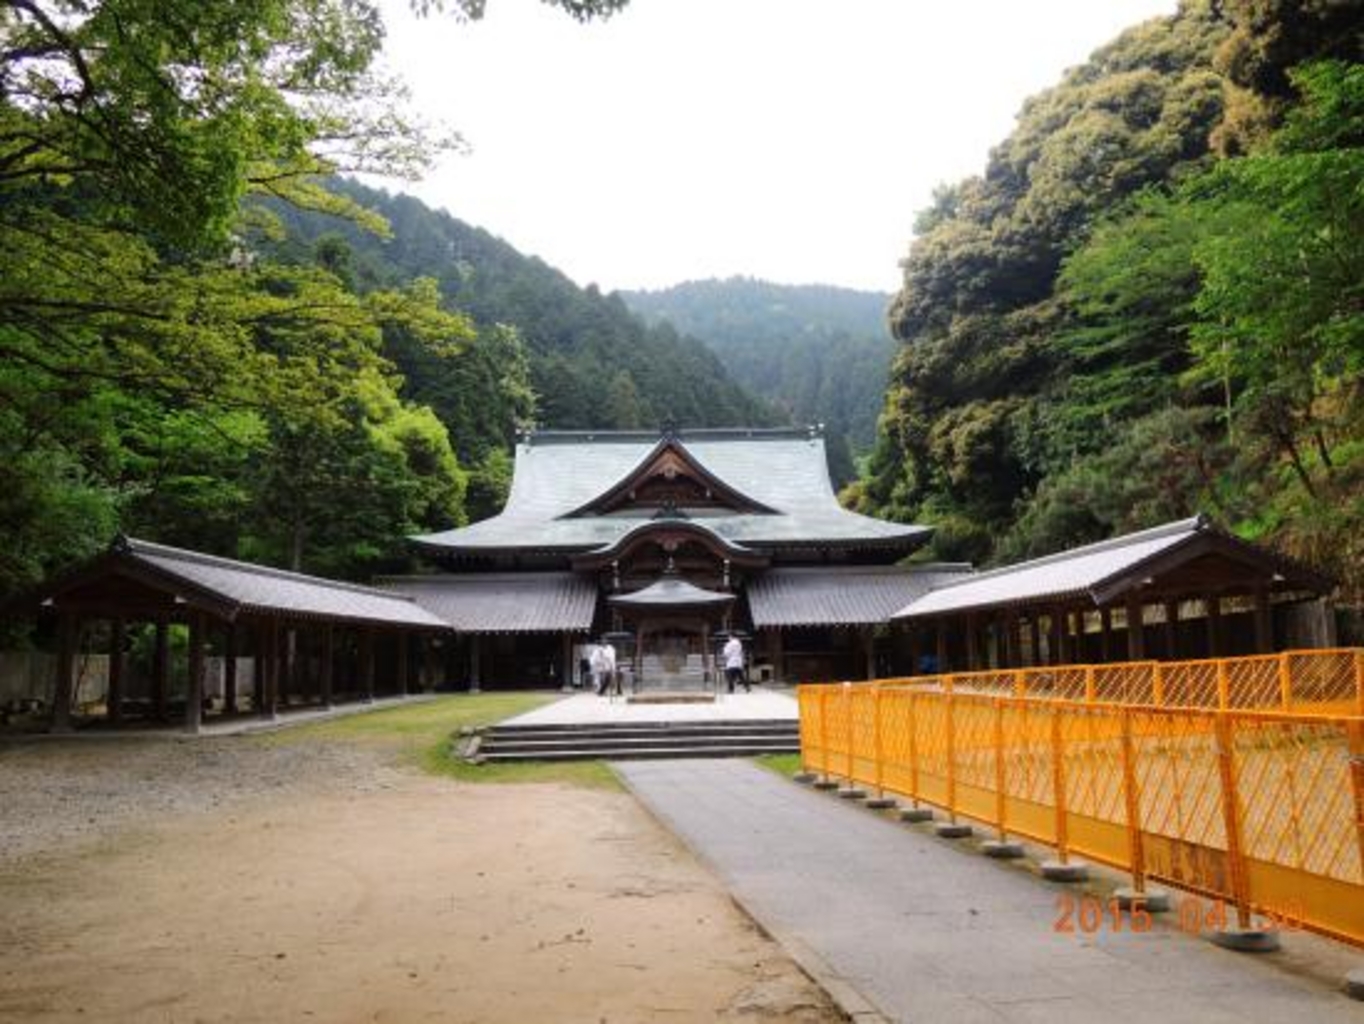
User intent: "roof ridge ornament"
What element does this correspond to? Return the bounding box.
[651,498,689,521]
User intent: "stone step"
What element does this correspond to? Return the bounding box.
[476,718,800,762]
[482,732,797,754]
[482,730,797,748]
[489,718,798,735]
[480,739,798,763]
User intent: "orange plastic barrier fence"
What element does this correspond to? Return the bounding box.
[882,648,1364,715]
[797,651,1364,950]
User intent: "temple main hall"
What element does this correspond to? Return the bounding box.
[384,426,1333,691]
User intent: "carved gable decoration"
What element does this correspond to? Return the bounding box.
[565,439,775,517]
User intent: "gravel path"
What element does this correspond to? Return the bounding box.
[0,735,403,864]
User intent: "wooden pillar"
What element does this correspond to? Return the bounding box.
[935,621,949,674]
[398,632,412,697]
[1252,586,1273,654]
[361,629,375,703]
[1163,599,1179,661]
[907,625,921,677]
[296,629,313,704]
[185,612,205,734]
[1099,607,1112,664]
[770,628,785,685]
[50,613,77,733]
[320,624,335,708]
[1029,615,1042,667]
[964,614,980,672]
[468,635,481,693]
[701,621,712,690]
[279,627,294,709]
[420,638,436,692]
[223,623,239,715]
[554,632,568,692]
[107,617,125,724]
[1206,593,1223,657]
[261,618,280,719]
[1125,597,1145,660]
[1002,612,1018,670]
[1051,607,1067,665]
[863,627,877,681]
[250,621,265,712]
[153,618,170,722]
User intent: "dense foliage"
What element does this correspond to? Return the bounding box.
[856,0,1363,601]
[619,278,894,485]
[0,0,630,596]
[265,181,777,487]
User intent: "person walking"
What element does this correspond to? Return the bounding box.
[723,634,748,693]
[590,642,607,695]
[600,640,619,697]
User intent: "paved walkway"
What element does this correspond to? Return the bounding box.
[617,759,1364,1024]
[499,687,798,726]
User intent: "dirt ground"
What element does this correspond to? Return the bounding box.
[0,732,840,1023]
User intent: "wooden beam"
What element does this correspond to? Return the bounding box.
[107,617,125,725]
[261,619,279,719]
[1002,612,1018,670]
[1029,615,1042,667]
[1253,586,1273,654]
[361,629,376,703]
[863,628,877,681]
[907,625,921,678]
[1051,607,1068,665]
[1163,599,1179,661]
[965,613,980,671]
[223,623,238,715]
[1206,593,1223,657]
[279,627,293,710]
[935,622,949,674]
[185,612,204,734]
[1099,607,1112,664]
[153,618,170,722]
[558,633,571,693]
[1126,597,1145,660]
[422,637,438,694]
[398,632,411,697]
[468,635,481,694]
[320,624,335,708]
[251,621,266,713]
[50,613,77,733]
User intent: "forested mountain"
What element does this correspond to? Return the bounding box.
[258,181,777,519]
[619,278,894,485]
[265,181,775,443]
[853,0,1363,602]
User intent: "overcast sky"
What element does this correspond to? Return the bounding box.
[374,0,1177,294]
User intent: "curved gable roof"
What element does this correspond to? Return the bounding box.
[562,435,777,516]
[412,428,931,555]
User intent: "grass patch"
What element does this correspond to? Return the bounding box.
[258,693,620,790]
[753,753,804,778]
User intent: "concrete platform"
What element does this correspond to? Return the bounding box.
[500,687,799,727]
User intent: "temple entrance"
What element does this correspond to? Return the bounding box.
[636,621,711,691]
[607,562,734,696]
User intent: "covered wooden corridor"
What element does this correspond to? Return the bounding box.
[7,537,449,733]
[891,516,1335,675]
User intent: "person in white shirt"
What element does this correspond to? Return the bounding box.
[589,643,605,695]
[597,641,618,696]
[723,635,747,693]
